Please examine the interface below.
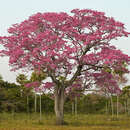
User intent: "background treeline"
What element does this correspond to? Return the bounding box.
[0,79,54,113]
[0,76,130,115]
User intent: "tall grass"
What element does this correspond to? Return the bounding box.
[0,113,130,130]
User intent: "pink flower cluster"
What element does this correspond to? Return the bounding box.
[25,81,40,88]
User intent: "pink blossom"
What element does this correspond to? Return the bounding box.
[25,81,40,88]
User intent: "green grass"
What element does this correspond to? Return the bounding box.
[0,113,130,130]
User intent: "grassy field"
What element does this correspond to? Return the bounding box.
[0,113,130,130]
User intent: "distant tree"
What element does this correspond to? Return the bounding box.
[121,85,130,115]
[16,74,28,97]
[0,74,3,82]
[16,74,32,113]
[0,81,21,112]
[30,70,47,121]
[79,93,107,114]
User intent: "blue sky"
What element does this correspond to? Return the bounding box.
[0,0,130,83]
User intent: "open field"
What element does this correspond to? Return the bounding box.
[0,113,130,130]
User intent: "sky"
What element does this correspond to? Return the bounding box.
[0,0,130,83]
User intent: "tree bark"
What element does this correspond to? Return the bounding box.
[27,95,29,114]
[124,101,127,115]
[54,87,65,125]
[72,101,74,115]
[106,102,108,115]
[110,96,114,117]
[34,94,37,113]
[117,95,119,118]
[39,93,42,122]
[75,96,77,115]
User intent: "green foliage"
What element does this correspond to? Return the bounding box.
[0,72,130,115]
[120,85,130,101]
[78,93,107,114]
[0,74,3,82]
[16,74,28,85]
[0,78,54,113]
[58,76,66,82]
[30,71,47,82]
[36,94,54,113]
[0,81,22,112]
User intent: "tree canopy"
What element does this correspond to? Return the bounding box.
[0,9,129,93]
[0,9,130,125]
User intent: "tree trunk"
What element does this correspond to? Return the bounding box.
[72,101,74,115]
[27,95,29,113]
[34,93,37,113]
[39,93,42,122]
[75,96,77,115]
[117,95,119,118]
[54,87,65,125]
[110,96,114,117]
[124,101,127,115]
[106,102,108,115]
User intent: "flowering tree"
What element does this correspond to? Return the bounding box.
[0,9,130,125]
